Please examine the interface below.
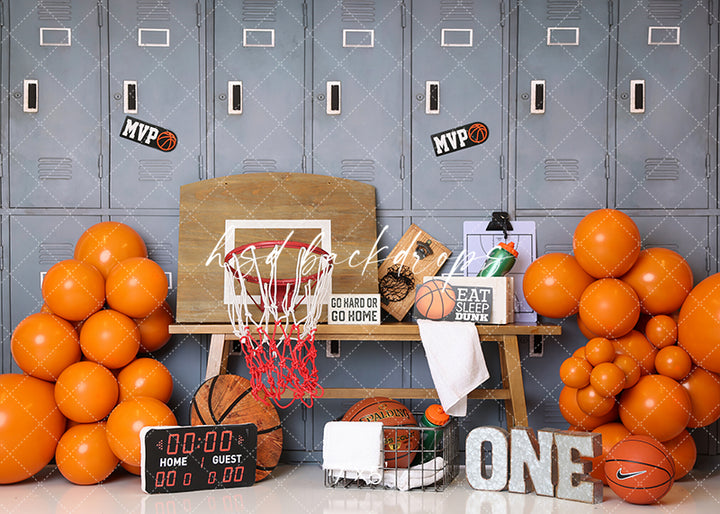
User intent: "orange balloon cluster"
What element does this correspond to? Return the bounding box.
[2,221,177,485]
[528,209,710,482]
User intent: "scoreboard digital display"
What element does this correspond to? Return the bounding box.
[140,424,257,494]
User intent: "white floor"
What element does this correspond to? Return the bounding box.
[1,458,719,514]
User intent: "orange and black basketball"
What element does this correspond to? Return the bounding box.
[415,279,457,320]
[605,435,675,504]
[156,130,177,152]
[468,122,488,144]
[342,396,419,468]
[190,374,282,482]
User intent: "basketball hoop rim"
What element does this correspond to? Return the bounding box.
[224,240,333,287]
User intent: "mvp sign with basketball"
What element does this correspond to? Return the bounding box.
[120,116,177,152]
[431,122,488,156]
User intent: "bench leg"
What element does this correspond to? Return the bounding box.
[206,333,232,380]
[500,335,528,428]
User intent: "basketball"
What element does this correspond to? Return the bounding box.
[415,279,456,320]
[605,435,675,504]
[156,131,177,152]
[342,396,419,468]
[190,374,283,482]
[467,122,488,144]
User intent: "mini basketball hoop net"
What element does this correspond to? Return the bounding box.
[224,236,333,408]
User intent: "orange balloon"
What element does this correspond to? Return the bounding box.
[117,358,173,403]
[680,367,720,428]
[577,384,616,416]
[578,279,640,339]
[577,315,598,339]
[590,362,626,397]
[80,309,140,369]
[678,273,720,373]
[522,253,594,318]
[619,374,691,442]
[54,361,119,423]
[135,301,174,353]
[645,314,678,348]
[612,330,657,375]
[120,461,141,476]
[106,257,168,318]
[106,397,177,467]
[572,346,587,360]
[558,386,618,430]
[585,337,616,366]
[74,221,148,279]
[11,312,81,382]
[0,374,66,484]
[662,430,696,480]
[590,422,631,484]
[41,259,105,321]
[621,248,693,315]
[55,422,119,485]
[572,209,641,278]
[655,346,692,381]
[613,354,641,389]
[559,356,592,389]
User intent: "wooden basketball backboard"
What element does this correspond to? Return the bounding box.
[176,173,379,323]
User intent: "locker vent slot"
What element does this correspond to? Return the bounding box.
[39,243,74,265]
[242,159,278,172]
[139,159,173,181]
[645,158,679,180]
[342,0,375,23]
[440,160,473,182]
[544,243,573,253]
[137,0,170,21]
[38,158,72,180]
[544,159,578,181]
[441,0,474,21]
[38,1,71,21]
[243,0,277,23]
[147,243,174,266]
[546,0,581,20]
[648,1,682,20]
[341,159,376,182]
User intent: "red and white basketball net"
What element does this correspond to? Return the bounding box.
[224,237,333,408]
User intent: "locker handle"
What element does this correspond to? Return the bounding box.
[24,80,39,113]
[531,80,545,114]
[630,80,645,113]
[228,81,242,114]
[426,81,439,114]
[327,81,341,115]
[124,80,138,114]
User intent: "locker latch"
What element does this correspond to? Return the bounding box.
[326,81,341,115]
[124,80,138,114]
[24,80,39,113]
[530,80,545,114]
[228,81,243,114]
[630,80,645,114]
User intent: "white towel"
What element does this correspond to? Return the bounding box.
[322,421,384,485]
[417,319,490,417]
[382,457,446,491]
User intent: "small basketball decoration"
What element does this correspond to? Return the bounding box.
[414,279,456,320]
[156,130,177,152]
[467,122,489,144]
[342,396,420,468]
[191,374,282,482]
[605,435,675,504]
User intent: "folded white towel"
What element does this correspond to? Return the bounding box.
[323,421,384,485]
[417,319,490,416]
[382,457,446,491]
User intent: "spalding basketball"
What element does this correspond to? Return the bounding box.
[156,131,177,152]
[190,374,282,482]
[342,397,419,468]
[415,279,456,320]
[605,435,675,504]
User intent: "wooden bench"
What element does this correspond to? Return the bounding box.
[169,323,560,428]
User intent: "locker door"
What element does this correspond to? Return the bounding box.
[615,1,710,208]
[213,0,306,176]
[8,0,102,208]
[516,0,610,210]
[312,0,404,209]
[108,1,202,208]
[410,0,504,211]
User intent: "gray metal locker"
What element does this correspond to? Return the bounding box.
[107,0,202,208]
[8,0,103,208]
[614,1,711,209]
[410,0,504,211]
[311,0,404,209]
[515,0,610,210]
[212,0,307,176]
